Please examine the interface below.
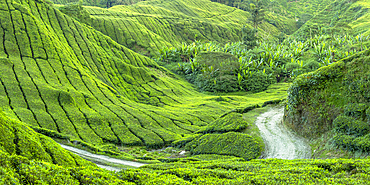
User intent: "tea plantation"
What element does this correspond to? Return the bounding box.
[2,0,370,183]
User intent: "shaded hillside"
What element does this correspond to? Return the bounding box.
[285,46,370,156]
[0,109,138,184]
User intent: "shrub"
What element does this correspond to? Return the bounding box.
[332,133,355,151]
[333,115,369,137]
[59,1,91,25]
[194,74,240,93]
[366,107,370,122]
[244,71,273,93]
[285,63,301,73]
[196,113,249,134]
[344,103,368,119]
[304,61,321,71]
[184,132,260,160]
[353,134,370,152]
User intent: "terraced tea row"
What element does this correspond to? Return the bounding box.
[0,108,92,167]
[84,0,249,56]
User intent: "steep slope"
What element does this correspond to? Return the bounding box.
[0,108,122,184]
[0,108,91,167]
[0,0,287,149]
[285,47,370,157]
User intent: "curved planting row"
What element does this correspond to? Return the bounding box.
[0,0,289,150]
[0,0,218,148]
[84,0,247,56]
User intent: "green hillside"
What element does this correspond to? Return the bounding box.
[293,0,370,38]
[0,0,289,154]
[52,0,300,57]
[0,108,121,184]
[3,0,370,183]
[285,48,370,157]
[0,108,91,167]
[2,105,370,184]
[83,0,245,56]
[82,0,285,56]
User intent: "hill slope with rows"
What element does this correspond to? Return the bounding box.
[56,0,290,56]
[0,108,92,167]
[0,0,287,150]
[293,0,370,38]
[83,0,271,56]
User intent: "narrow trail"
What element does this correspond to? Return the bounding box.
[59,144,146,171]
[254,107,311,159]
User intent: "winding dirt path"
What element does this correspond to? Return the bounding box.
[254,107,311,159]
[59,144,146,171]
[60,107,309,171]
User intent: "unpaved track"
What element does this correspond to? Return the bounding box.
[254,107,311,159]
[59,144,146,171]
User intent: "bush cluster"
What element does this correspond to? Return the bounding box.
[184,132,260,160]
[333,115,369,137]
[331,103,370,152]
[196,113,249,134]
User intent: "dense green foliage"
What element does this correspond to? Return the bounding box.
[83,0,248,56]
[156,34,369,93]
[52,0,145,7]
[0,0,292,160]
[140,158,370,184]
[2,0,370,183]
[59,0,91,23]
[285,45,370,156]
[184,132,261,160]
[0,109,91,167]
[53,0,300,57]
[196,113,249,134]
[249,0,265,29]
[242,26,258,49]
[0,108,133,184]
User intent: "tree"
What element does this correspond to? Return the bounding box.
[242,26,258,49]
[59,0,91,25]
[248,0,265,29]
[101,0,117,8]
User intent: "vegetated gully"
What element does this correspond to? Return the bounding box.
[60,106,310,171]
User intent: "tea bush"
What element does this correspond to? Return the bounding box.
[184,132,261,160]
[196,113,249,134]
[333,115,369,137]
[353,133,370,152]
[344,103,368,119]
